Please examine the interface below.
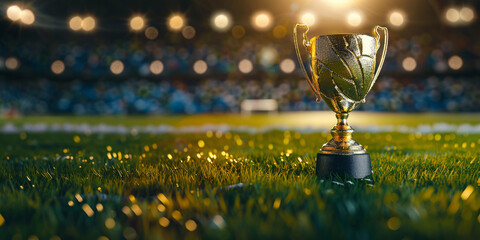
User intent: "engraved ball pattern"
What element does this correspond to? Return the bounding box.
[310,34,377,102]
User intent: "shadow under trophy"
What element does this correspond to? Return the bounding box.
[294,24,388,179]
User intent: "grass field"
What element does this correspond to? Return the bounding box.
[3,112,480,127]
[0,113,480,239]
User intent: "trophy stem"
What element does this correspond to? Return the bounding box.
[335,112,350,130]
[333,113,353,143]
[320,113,366,155]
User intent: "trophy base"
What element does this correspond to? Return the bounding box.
[316,153,372,179]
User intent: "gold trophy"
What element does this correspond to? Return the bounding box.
[294,24,388,179]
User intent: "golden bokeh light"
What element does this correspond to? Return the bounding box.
[51,60,65,75]
[272,25,287,39]
[5,57,20,70]
[388,11,406,27]
[6,5,22,21]
[69,16,83,31]
[459,7,475,22]
[347,11,362,27]
[232,25,245,39]
[181,26,196,39]
[110,60,124,75]
[167,14,185,31]
[211,11,232,32]
[144,26,159,40]
[105,218,115,229]
[445,7,460,23]
[448,55,463,70]
[129,16,145,31]
[82,16,96,31]
[300,12,316,26]
[402,57,417,72]
[251,11,273,31]
[20,9,35,25]
[193,60,208,74]
[197,140,205,148]
[159,217,170,227]
[149,60,164,75]
[279,59,296,73]
[238,59,253,74]
[461,185,474,200]
[185,220,197,231]
[387,217,401,231]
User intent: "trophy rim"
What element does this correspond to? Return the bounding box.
[310,33,375,41]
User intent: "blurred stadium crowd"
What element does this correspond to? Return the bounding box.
[0,75,478,115]
[0,0,479,115]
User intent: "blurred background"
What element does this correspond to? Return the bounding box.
[0,0,479,116]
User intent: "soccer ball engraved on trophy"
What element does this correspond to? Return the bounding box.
[294,24,388,179]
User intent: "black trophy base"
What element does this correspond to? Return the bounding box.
[316,153,372,179]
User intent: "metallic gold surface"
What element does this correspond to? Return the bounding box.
[294,24,388,155]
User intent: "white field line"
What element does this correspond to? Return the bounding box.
[1,122,480,134]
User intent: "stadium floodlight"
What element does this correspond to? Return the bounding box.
[167,13,185,31]
[299,12,316,26]
[6,5,22,21]
[448,55,463,70]
[388,10,406,28]
[251,11,273,31]
[238,59,253,74]
[7,5,35,25]
[445,7,460,23]
[444,6,475,26]
[5,57,20,70]
[193,60,208,74]
[210,11,233,32]
[346,11,362,27]
[149,60,164,75]
[69,16,83,31]
[181,26,196,39]
[51,60,65,75]
[129,16,145,31]
[19,9,35,25]
[279,59,295,74]
[459,7,475,23]
[81,16,96,32]
[110,60,124,75]
[402,57,417,72]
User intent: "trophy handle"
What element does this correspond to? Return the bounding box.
[294,23,321,102]
[371,26,388,88]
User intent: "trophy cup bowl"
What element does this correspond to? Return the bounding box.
[294,24,388,179]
